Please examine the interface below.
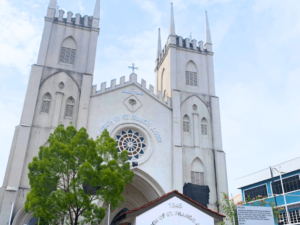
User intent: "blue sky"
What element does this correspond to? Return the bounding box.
[0,0,300,197]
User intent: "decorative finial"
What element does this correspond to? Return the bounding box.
[157,28,162,60]
[204,11,212,51]
[128,63,139,74]
[169,2,176,35]
[94,0,101,19]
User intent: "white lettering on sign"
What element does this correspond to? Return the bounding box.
[98,114,162,142]
[150,211,200,225]
[237,206,275,225]
[122,89,144,96]
[169,202,182,208]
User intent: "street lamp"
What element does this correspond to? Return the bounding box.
[271,166,291,225]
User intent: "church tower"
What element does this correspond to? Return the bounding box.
[155,4,228,209]
[0,0,100,223]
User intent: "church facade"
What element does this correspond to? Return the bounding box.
[0,0,228,224]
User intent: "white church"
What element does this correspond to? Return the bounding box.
[0,0,228,224]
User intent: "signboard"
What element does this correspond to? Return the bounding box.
[237,206,275,225]
[136,196,214,225]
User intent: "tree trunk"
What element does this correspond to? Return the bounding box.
[74,214,79,225]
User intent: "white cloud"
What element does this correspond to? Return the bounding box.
[135,0,162,23]
[0,0,42,77]
[78,0,85,13]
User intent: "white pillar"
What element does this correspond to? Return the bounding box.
[77,74,93,129]
[52,92,64,128]
[193,113,199,147]
[172,90,183,192]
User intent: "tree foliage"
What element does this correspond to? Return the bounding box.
[24,124,134,225]
[218,192,282,225]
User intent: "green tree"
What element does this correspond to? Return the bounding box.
[24,124,134,225]
[218,192,282,225]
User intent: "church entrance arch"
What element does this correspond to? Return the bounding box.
[101,168,165,225]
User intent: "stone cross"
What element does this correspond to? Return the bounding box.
[128,63,139,74]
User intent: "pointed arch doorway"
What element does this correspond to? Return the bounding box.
[100,168,165,225]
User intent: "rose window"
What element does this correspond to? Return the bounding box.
[116,129,146,160]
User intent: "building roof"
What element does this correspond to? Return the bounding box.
[114,190,225,224]
[236,156,300,189]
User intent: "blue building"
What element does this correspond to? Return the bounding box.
[236,157,300,224]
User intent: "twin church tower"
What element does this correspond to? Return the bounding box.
[0,0,228,224]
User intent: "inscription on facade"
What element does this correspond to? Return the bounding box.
[99,114,162,142]
[150,203,200,225]
[122,89,144,96]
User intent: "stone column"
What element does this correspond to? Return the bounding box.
[77,74,93,129]
[193,113,200,147]
[172,90,183,192]
[211,96,228,201]
[51,92,64,128]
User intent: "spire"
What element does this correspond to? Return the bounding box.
[169,3,176,35]
[205,11,212,44]
[93,0,100,19]
[47,0,57,18]
[205,11,212,51]
[157,28,162,60]
[48,0,57,9]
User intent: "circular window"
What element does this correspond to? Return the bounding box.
[115,129,146,161]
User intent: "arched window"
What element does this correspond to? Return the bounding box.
[191,158,204,186]
[59,37,76,65]
[41,92,51,113]
[185,61,198,86]
[65,97,75,118]
[111,208,129,225]
[183,115,190,133]
[201,117,208,135]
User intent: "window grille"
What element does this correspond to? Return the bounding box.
[185,71,197,86]
[65,97,75,118]
[280,209,300,224]
[41,93,51,113]
[191,171,204,185]
[244,185,268,200]
[60,47,76,64]
[201,118,208,135]
[183,115,190,133]
[272,175,300,195]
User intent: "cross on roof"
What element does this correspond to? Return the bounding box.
[128,63,139,74]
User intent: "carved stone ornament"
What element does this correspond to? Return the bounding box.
[58,82,65,89]
[124,95,142,112]
[193,104,197,111]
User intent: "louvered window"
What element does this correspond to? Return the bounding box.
[65,97,75,118]
[272,175,300,194]
[186,71,197,86]
[191,171,204,185]
[60,47,76,65]
[201,118,208,135]
[41,93,52,113]
[244,185,268,200]
[59,37,76,65]
[183,115,190,133]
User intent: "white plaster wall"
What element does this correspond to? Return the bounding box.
[180,94,217,208]
[87,84,173,194]
[19,72,80,189]
[157,53,171,98]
